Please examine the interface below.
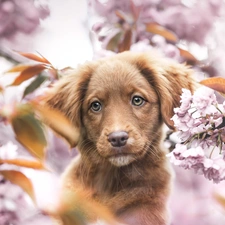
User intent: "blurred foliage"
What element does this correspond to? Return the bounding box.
[0,51,116,225]
[90,0,225,77]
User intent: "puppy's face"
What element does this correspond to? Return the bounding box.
[46,51,195,167]
[82,61,160,167]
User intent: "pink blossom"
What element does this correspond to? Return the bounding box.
[0,0,50,39]
[180,89,192,108]
[0,142,18,160]
[169,87,225,183]
[202,157,225,183]
[173,89,192,118]
[192,86,217,115]
[90,0,224,49]
[130,39,153,52]
[167,144,205,170]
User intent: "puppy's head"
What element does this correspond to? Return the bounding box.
[46,51,196,167]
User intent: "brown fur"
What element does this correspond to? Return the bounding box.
[45,51,196,225]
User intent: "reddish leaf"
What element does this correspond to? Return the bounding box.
[0,158,46,170]
[130,0,141,20]
[177,47,198,62]
[11,111,47,160]
[0,170,36,203]
[11,64,46,86]
[200,77,225,94]
[118,29,133,52]
[6,64,32,73]
[31,102,79,148]
[115,10,130,22]
[146,23,178,42]
[16,51,51,64]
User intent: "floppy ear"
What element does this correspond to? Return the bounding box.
[43,63,95,147]
[129,52,197,129]
[156,61,196,129]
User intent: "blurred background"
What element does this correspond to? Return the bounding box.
[1,0,225,225]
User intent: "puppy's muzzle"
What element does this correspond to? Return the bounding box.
[108,131,129,147]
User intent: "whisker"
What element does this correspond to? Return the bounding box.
[132,164,145,179]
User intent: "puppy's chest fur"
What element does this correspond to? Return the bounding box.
[72,149,171,215]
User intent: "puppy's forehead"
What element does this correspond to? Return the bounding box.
[88,60,155,95]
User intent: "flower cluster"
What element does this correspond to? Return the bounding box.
[0,0,50,39]
[89,0,224,51]
[167,86,225,183]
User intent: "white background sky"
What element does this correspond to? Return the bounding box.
[0,0,93,73]
[34,0,93,69]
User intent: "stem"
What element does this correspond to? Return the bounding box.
[215,104,223,114]
[215,117,225,130]
[218,134,223,154]
[0,48,24,65]
[209,145,216,158]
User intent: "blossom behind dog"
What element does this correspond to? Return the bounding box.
[168,86,225,183]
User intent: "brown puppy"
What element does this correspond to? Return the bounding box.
[46,51,196,225]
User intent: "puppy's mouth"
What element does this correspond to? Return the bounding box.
[109,153,131,158]
[107,147,136,167]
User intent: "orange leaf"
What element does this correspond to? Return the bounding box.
[49,185,116,225]
[6,64,32,73]
[0,158,46,170]
[214,192,225,210]
[200,77,225,94]
[11,64,46,86]
[0,170,36,203]
[177,47,198,62]
[146,23,178,42]
[31,102,79,148]
[115,10,130,22]
[0,85,3,93]
[16,51,51,64]
[11,111,47,160]
[118,29,133,52]
[115,10,126,21]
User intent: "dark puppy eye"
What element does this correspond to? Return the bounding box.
[131,96,145,107]
[90,101,102,112]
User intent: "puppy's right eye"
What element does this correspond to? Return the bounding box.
[90,101,102,112]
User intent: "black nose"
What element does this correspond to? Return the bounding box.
[108,131,129,147]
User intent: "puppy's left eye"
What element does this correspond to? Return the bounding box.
[90,101,102,112]
[131,96,145,107]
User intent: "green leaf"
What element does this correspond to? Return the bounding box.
[106,31,123,52]
[11,111,47,160]
[23,74,48,98]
